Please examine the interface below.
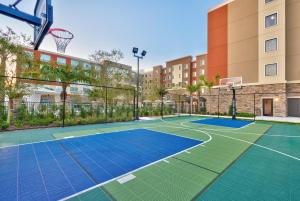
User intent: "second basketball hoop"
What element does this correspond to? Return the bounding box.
[48,28,74,53]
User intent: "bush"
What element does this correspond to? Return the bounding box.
[1,121,9,130]
[14,120,24,128]
[237,113,255,118]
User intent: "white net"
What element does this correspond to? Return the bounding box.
[48,28,74,53]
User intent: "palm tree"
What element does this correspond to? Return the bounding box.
[187,85,198,115]
[197,75,207,111]
[206,81,214,114]
[40,64,91,126]
[214,74,221,85]
[157,87,168,118]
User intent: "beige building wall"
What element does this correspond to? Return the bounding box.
[258,0,286,84]
[172,64,183,87]
[227,0,258,84]
[286,0,300,82]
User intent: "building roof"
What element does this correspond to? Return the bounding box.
[208,0,234,12]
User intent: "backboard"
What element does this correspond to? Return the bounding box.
[219,77,243,90]
[33,0,53,50]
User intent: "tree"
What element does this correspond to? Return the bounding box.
[197,75,207,111]
[187,85,198,115]
[40,63,91,124]
[88,49,125,103]
[0,27,31,102]
[214,74,221,85]
[2,74,28,124]
[206,81,214,114]
[157,87,168,118]
[89,49,124,86]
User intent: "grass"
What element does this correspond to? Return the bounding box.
[0,116,299,201]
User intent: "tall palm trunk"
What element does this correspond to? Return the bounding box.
[190,93,193,116]
[7,98,13,124]
[61,84,67,127]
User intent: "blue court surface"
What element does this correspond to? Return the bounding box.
[0,129,202,201]
[192,118,253,128]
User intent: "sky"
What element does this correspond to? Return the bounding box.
[0,0,224,71]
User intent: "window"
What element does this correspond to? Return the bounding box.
[71,60,79,67]
[57,57,66,65]
[265,0,274,4]
[265,13,277,28]
[193,72,197,77]
[83,87,90,94]
[95,65,101,71]
[193,80,197,85]
[83,63,91,70]
[179,66,181,70]
[25,51,34,59]
[265,63,277,76]
[185,73,189,78]
[200,60,205,66]
[265,38,277,52]
[40,54,51,62]
[179,74,181,78]
[70,87,79,93]
[201,69,205,75]
[184,64,189,70]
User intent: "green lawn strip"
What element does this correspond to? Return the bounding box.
[67,188,112,201]
[0,129,55,148]
[103,158,218,201]
[53,124,150,139]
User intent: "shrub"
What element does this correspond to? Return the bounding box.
[1,121,9,130]
[14,120,24,128]
[237,113,255,118]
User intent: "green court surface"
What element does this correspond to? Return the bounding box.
[1,116,299,201]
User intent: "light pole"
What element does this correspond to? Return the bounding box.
[133,47,147,120]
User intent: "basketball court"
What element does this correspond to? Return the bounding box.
[1,1,300,201]
[0,116,299,201]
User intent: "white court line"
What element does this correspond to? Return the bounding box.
[0,128,140,150]
[179,120,300,138]
[63,119,300,201]
[60,135,203,201]
[179,120,300,162]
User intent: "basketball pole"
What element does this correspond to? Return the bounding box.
[232,88,237,120]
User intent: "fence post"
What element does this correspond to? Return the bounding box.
[217,88,220,118]
[105,87,108,122]
[253,93,256,121]
[133,90,136,120]
[178,95,181,117]
[62,88,66,128]
[161,95,164,119]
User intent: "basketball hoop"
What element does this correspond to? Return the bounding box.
[48,28,74,53]
[219,77,242,90]
[219,77,243,120]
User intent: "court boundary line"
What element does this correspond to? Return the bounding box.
[59,131,204,201]
[0,128,140,150]
[178,121,300,162]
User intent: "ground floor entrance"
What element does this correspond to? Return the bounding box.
[263,99,274,116]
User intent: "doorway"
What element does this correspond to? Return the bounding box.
[263,99,273,116]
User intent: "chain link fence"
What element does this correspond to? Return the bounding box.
[0,76,135,130]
